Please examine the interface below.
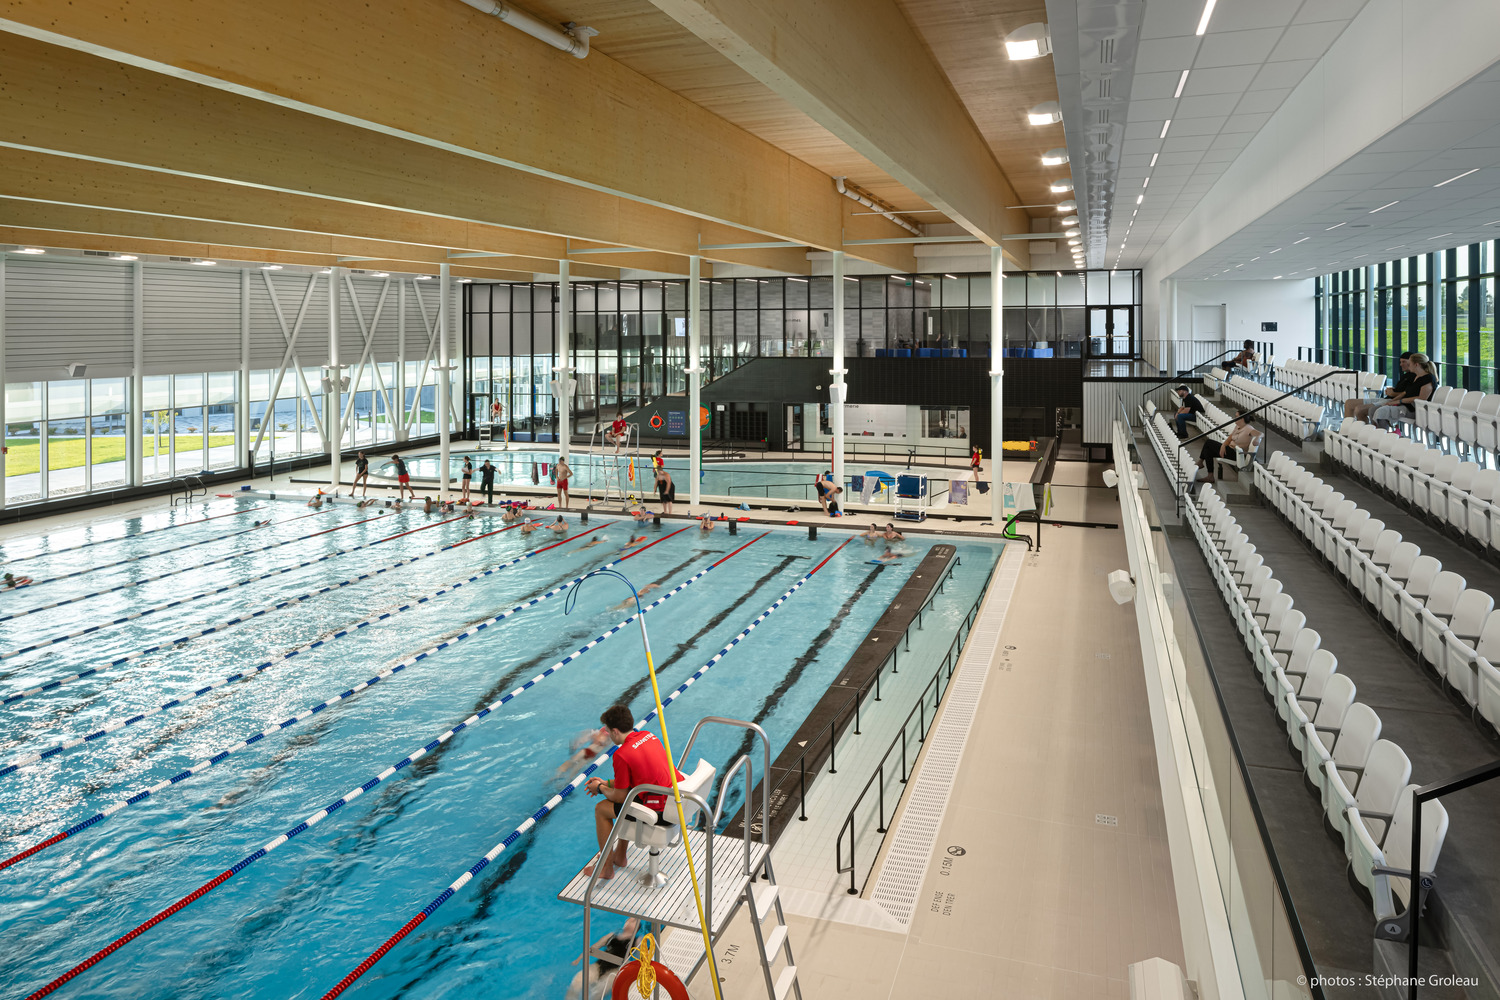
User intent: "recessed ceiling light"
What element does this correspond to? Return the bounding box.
[1427,232,1454,240]
[16,247,45,254]
[1142,177,1150,189]
[1385,245,1407,251]
[1196,0,1218,35]
[1269,248,1281,253]
[111,254,137,261]
[1050,178,1074,193]
[1149,153,1159,167]
[1061,215,1079,226]
[260,264,283,270]
[1325,222,1346,231]
[459,278,473,283]
[1353,254,1367,259]
[1028,101,1062,126]
[944,273,958,280]
[415,274,433,280]
[1369,201,1399,213]
[194,259,216,266]
[318,268,333,274]
[1055,200,1076,212]
[1250,256,1261,261]
[1041,147,1069,166]
[1273,275,1283,279]
[1293,237,1310,244]
[1065,228,1081,237]
[1005,22,1052,60]
[1159,120,1171,139]
[1068,238,1081,246]
[1136,194,1144,204]
[372,272,389,277]
[1174,70,1190,99]
[1434,168,1479,187]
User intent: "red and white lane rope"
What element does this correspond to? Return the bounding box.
[0,513,471,663]
[319,537,850,999]
[16,528,740,998]
[0,525,685,871]
[20,506,332,588]
[0,504,264,566]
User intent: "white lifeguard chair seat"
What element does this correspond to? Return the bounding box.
[619,757,717,887]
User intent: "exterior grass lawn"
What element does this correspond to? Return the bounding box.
[3,435,236,476]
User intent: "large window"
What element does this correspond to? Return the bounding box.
[5,376,139,502]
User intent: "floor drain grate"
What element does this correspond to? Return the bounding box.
[1095,813,1118,827]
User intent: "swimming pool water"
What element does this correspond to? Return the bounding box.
[0,500,998,999]
[381,451,962,501]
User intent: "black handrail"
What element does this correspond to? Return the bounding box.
[1181,367,1357,450]
[1138,347,1234,402]
[1406,758,1500,999]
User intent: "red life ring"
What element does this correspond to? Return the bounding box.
[649,414,663,429]
[611,961,690,1000]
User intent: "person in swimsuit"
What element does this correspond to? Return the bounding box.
[698,513,716,533]
[555,726,613,785]
[520,518,540,535]
[655,468,675,515]
[501,504,522,523]
[3,572,33,589]
[306,494,325,509]
[351,451,370,497]
[882,523,904,542]
[460,456,473,502]
[610,582,662,611]
[814,471,836,515]
[862,522,882,545]
[550,515,569,534]
[391,453,417,501]
[555,456,572,510]
[631,507,653,523]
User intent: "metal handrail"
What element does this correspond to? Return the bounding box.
[1181,367,1357,450]
[1406,758,1500,999]
[833,584,984,895]
[1138,347,1233,401]
[679,717,771,853]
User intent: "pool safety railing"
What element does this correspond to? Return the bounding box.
[752,553,964,839]
[168,475,206,507]
[834,564,990,895]
[820,440,976,470]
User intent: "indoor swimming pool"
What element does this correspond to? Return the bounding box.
[378,450,966,502]
[0,499,999,999]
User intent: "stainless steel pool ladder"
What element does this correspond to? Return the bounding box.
[572,717,801,1000]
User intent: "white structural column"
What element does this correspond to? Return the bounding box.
[396,281,408,444]
[688,254,702,507]
[437,263,453,500]
[130,261,144,487]
[239,269,251,474]
[0,258,6,510]
[990,245,1004,525]
[830,250,847,492]
[328,266,343,494]
[556,260,572,459]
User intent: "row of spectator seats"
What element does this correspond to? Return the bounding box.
[1411,386,1500,462]
[1256,453,1500,728]
[1274,359,1389,408]
[1185,482,1446,928]
[1212,369,1330,441]
[1141,397,1254,490]
[872,348,970,358]
[1326,421,1500,554]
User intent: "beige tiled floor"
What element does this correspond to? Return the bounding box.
[688,523,1186,1000]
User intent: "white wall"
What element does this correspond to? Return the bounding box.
[1172,279,1316,361]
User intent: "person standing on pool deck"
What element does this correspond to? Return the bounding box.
[391,453,417,501]
[351,451,370,497]
[655,467,675,515]
[584,705,685,881]
[555,456,572,509]
[460,456,473,503]
[480,458,496,504]
[970,446,983,481]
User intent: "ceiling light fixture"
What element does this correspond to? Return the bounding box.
[1028,101,1062,126]
[1049,178,1074,193]
[261,264,283,270]
[1142,177,1150,188]
[16,247,44,254]
[1004,22,1052,60]
[1150,153,1159,167]
[1293,237,1311,244]
[111,254,137,261]
[1056,200,1077,212]
[1195,0,1218,35]
[372,272,390,277]
[1159,119,1171,139]
[1174,70,1190,98]
[1250,256,1261,261]
[1434,168,1479,187]
[1065,228,1081,237]
[1325,222,1346,231]
[1136,194,1144,204]
[1041,147,1069,166]
[1273,275,1283,279]
[194,259,216,266]
[1369,200,1399,213]
[1068,238,1082,246]
[1353,254,1367,259]
[459,278,473,283]
[1385,245,1407,251]
[944,274,958,280]
[415,274,433,280]
[1061,215,1079,226]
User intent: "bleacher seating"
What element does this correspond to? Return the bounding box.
[1141,396,1258,493]
[1180,479,1448,926]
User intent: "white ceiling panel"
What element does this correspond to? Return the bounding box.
[1181,65,1261,96]
[1267,21,1350,61]
[1138,0,1206,40]
[1132,70,1187,101]
[1248,60,1317,90]
[1136,35,1204,67]
[1161,133,1217,152]
[1195,28,1286,68]
[1166,116,1228,136]
[1210,0,1305,32]
[1293,0,1374,24]
[1222,112,1273,133]
[1176,93,1244,118]
[1233,88,1294,115]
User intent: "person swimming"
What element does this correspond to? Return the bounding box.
[882,522,905,542]
[565,918,640,1000]
[554,725,613,784]
[580,533,610,549]
[3,572,33,589]
[872,546,906,564]
[861,522,882,544]
[698,513,716,532]
[252,519,272,528]
[501,505,522,523]
[550,515,569,534]
[630,507,653,523]
[520,518,540,534]
[610,581,662,611]
[306,495,324,509]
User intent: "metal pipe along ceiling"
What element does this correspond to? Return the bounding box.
[834,177,923,236]
[454,0,598,58]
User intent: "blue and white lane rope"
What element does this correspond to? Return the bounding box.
[0,517,533,698]
[0,521,598,774]
[0,508,366,623]
[16,532,753,999]
[0,525,694,868]
[0,512,472,663]
[0,504,264,566]
[319,537,850,999]
[20,505,331,588]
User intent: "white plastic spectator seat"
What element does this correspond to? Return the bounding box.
[1369,542,1420,619]
[618,758,716,887]
[1272,628,1321,695]
[1324,739,1411,856]
[1349,785,1448,928]
[1440,389,1471,443]
[1442,605,1500,708]
[1287,672,1355,752]
[1427,588,1493,682]
[1404,569,1464,651]
[1304,701,1381,797]
[1475,394,1500,456]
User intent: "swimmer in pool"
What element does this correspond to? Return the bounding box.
[252,519,272,528]
[501,504,522,523]
[580,533,610,549]
[555,726,613,784]
[306,495,324,509]
[618,534,646,551]
[566,917,640,1000]
[423,495,435,515]
[4,572,33,589]
[862,522,882,545]
[882,522,905,542]
[631,507,653,523]
[872,547,905,564]
[611,582,662,610]
[355,498,378,510]
[550,515,568,535]
[698,514,716,533]
[520,518,540,534]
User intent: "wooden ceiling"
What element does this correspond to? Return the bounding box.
[523,0,1064,222]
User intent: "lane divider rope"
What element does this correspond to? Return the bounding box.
[0,518,531,702]
[319,537,849,999]
[0,513,472,663]
[0,521,617,773]
[0,508,362,624]
[1,505,264,566]
[23,506,332,588]
[17,526,734,998]
[0,525,687,868]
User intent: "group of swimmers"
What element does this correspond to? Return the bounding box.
[861,521,912,563]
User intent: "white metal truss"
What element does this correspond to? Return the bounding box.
[404,279,440,434]
[251,271,324,459]
[339,273,396,446]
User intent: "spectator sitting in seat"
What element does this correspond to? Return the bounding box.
[1173,384,1205,439]
[1347,352,1413,423]
[1222,339,1257,379]
[1373,353,1436,429]
[1196,411,1262,484]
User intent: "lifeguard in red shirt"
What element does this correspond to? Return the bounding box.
[607,410,629,454]
[584,704,685,881]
